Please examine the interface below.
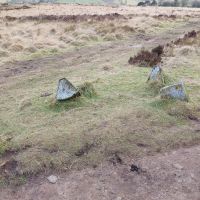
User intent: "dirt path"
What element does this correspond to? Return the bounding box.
[1,145,200,200]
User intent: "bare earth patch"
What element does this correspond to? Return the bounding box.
[1,145,200,200]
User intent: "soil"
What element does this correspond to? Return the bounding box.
[1,145,200,200]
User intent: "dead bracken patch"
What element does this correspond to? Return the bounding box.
[174,30,200,45]
[151,45,164,56]
[128,45,164,67]
[153,14,177,20]
[5,13,125,23]
[0,4,30,11]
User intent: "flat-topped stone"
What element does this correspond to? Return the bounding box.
[56,78,79,101]
[160,82,188,101]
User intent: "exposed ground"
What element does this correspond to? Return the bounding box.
[0,4,200,199]
[1,145,200,199]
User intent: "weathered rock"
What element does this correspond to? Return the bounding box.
[56,78,79,101]
[147,65,163,82]
[160,82,188,101]
[47,175,58,184]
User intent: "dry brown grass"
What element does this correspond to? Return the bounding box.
[1,4,200,18]
[0,4,194,66]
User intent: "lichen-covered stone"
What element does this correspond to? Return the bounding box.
[56,78,79,101]
[147,65,163,82]
[160,82,188,101]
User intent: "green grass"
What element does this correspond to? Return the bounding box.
[0,17,200,184]
[1,58,199,176]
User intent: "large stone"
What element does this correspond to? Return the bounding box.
[56,78,79,101]
[147,65,163,82]
[160,82,188,101]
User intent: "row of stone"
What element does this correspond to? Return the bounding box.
[148,66,188,101]
[56,66,188,101]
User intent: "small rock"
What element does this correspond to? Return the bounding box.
[173,163,184,170]
[160,82,188,101]
[47,175,58,184]
[40,92,52,97]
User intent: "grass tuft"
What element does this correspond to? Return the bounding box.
[150,99,199,120]
[146,81,165,96]
[146,72,173,96]
[0,136,11,156]
[167,102,199,120]
[78,82,97,98]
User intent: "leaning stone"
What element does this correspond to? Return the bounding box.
[147,65,164,83]
[56,78,79,101]
[160,82,188,101]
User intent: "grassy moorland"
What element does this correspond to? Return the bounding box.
[0,4,200,185]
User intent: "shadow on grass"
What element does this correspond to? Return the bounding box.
[149,98,177,109]
[49,97,86,112]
